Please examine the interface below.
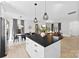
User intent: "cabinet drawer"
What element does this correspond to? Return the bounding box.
[29,40,44,57]
[26,37,44,57]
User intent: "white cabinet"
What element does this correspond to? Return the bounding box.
[45,40,60,58]
[26,37,60,58]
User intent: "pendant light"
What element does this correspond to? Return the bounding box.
[34,3,38,23]
[43,0,48,20]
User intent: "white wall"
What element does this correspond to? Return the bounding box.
[23,1,79,36]
[69,21,79,36]
[0,3,1,16]
[1,1,79,37]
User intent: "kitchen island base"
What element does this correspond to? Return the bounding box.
[26,37,61,58]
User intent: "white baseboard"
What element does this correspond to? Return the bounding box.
[63,34,71,37]
[63,34,79,37]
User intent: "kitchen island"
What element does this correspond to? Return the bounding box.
[25,33,62,58]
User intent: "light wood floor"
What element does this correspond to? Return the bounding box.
[61,36,79,58]
[4,37,79,58]
[5,42,30,58]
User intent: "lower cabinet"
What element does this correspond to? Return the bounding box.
[26,37,60,58]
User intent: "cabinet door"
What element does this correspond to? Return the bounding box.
[31,40,44,58]
[26,37,44,58]
[45,41,61,58]
[26,37,33,57]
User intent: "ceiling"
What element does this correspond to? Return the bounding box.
[1,1,79,21]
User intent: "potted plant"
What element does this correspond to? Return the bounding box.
[39,25,48,37]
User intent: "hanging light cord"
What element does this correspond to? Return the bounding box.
[34,3,37,17]
[34,2,38,23]
[45,0,46,12]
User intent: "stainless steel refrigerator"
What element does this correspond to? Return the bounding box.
[0,17,6,57]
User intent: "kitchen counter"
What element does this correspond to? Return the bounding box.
[26,33,61,58]
[25,33,62,47]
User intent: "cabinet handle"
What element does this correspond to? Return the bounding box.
[34,50,38,52]
[34,44,37,47]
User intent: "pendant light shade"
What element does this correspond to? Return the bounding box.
[34,3,38,23]
[34,17,38,23]
[43,0,48,20]
[43,12,48,20]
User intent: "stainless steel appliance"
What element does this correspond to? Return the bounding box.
[0,17,6,57]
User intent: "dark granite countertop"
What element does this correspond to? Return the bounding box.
[25,33,61,47]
